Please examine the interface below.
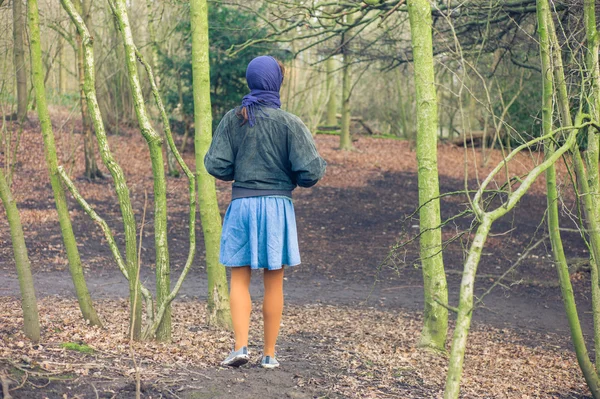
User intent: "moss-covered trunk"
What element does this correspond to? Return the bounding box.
[190,0,232,329]
[538,0,600,392]
[75,0,101,180]
[13,0,27,121]
[325,57,338,128]
[61,0,142,339]
[110,0,172,341]
[339,14,353,150]
[28,0,102,327]
[0,168,40,342]
[407,0,448,352]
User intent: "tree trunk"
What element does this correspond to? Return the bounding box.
[190,0,232,329]
[75,0,101,180]
[583,0,600,375]
[27,0,102,327]
[0,168,40,342]
[146,0,179,178]
[545,0,600,375]
[325,57,338,128]
[61,0,142,339]
[110,0,172,341]
[538,0,600,392]
[407,0,448,352]
[339,15,353,151]
[59,33,67,94]
[13,0,28,121]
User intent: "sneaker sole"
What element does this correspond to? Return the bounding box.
[261,363,280,369]
[222,355,249,367]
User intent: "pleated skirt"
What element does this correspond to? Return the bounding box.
[219,196,301,270]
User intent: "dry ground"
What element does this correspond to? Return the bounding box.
[0,108,593,398]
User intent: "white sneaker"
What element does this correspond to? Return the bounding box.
[221,346,249,367]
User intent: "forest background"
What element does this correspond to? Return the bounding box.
[1,0,600,398]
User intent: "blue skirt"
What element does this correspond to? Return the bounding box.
[220,196,301,270]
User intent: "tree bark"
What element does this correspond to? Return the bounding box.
[325,57,338,128]
[339,14,353,150]
[146,0,179,178]
[13,0,28,121]
[538,0,600,392]
[109,0,172,341]
[583,0,600,375]
[61,0,142,339]
[27,0,102,327]
[0,168,40,342]
[407,0,448,352]
[75,0,101,180]
[190,0,232,329]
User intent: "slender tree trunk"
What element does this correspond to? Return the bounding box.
[407,0,448,352]
[444,128,578,397]
[146,0,179,178]
[75,0,101,180]
[325,57,338,128]
[584,0,600,375]
[13,0,28,121]
[110,0,172,341]
[445,217,491,398]
[0,168,40,342]
[339,15,353,150]
[190,0,232,329]
[61,0,142,339]
[545,0,600,372]
[395,68,410,138]
[538,1,600,392]
[27,0,102,327]
[59,34,67,94]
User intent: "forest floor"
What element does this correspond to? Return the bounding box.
[0,109,594,398]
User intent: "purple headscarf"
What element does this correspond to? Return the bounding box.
[241,56,283,126]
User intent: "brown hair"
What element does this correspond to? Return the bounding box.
[236,59,285,125]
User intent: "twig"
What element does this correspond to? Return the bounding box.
[378,0,405,27]
[130,190,148,399]
[1,371,12,399]
[433,296,459,313]
[90,382,99,399]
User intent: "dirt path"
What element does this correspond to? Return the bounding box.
[0,120,594,397]
[0,168,592,340]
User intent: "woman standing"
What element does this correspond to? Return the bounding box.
[205,55,326,368]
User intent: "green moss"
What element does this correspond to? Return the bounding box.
[61,342,94,354]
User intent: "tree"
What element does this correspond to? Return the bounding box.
[0,168,40,342]
[539,0,600,394]
[13,0,27,121]
[339,13,354,151]
[107,0,174,341]
[160,2,287,129]
[325,56,338,128]
[407,0,448,352]
[146,0,180,178]
[27,0,102,327]
[74,0,102,180]
[190,0,232,329]
[62,0,199,341]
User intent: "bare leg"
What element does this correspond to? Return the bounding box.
[230,266,252,350]
[263,268,284,357]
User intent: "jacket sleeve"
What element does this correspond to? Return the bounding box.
[204,114,235,181]
[288,119,327,188]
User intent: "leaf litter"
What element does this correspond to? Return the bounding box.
[0,108,590,398]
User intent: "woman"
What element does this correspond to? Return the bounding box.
[204,55,326,369]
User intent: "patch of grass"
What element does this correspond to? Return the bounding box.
[370,133,406,141]
[316,130,340,136]
[61,342,95,354]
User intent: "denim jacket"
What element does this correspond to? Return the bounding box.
[204,108,327,191]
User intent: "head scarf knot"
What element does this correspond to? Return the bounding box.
[241,56,283,126]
